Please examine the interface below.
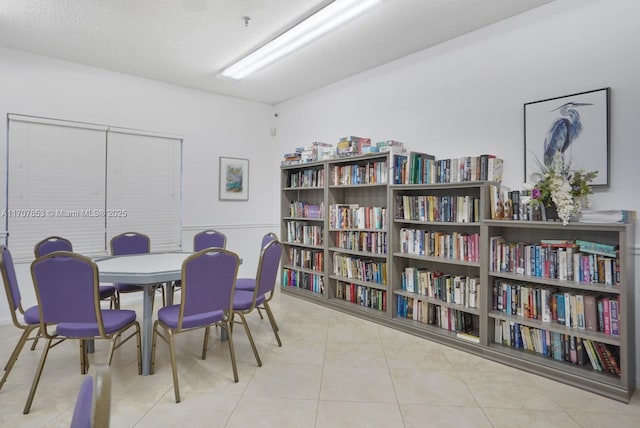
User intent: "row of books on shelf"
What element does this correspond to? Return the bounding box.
[287,247,324,272]
[334,230,387,255]
[286,221,323,246]
[335,281,387,311]
[401,267,480,309]
[287,168,325,188]
[399,228,480,262]
[490,237,620,286]
[395,194,480,223]
[330,159,388,185]
[494,320,620,376]
[281,268,324,294]
[332,253,387,284]
[393,152,503,185]
[492,279,620,336]
[397,296,479,337]
[288,201,323,219]
[329,204,387,230]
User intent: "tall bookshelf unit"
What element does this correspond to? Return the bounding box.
[327,153,391,319]
[280,154,636,402]
[391,183,491,347]
[281,160,327,300]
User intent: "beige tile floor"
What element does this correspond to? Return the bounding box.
[1,289,640,427]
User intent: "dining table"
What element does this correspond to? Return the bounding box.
[95,252,192,375]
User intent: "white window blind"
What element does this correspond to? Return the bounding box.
[7,116,107,260]
[6,115,182,261]
[106,129,182,252]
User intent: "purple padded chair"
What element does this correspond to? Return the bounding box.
[235,232,278,292]
[25,251,141,414]
[35,236,118,309]
[110,232,165,307]
[170,229,228,302]
[232,239,283,367]
[0,246,41,392]
[70,364,111,428]
[193,229,227,251]
[152,248,240,403]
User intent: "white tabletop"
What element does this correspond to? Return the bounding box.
[95,252,192,284]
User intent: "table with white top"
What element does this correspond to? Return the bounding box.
[95,252,192,375]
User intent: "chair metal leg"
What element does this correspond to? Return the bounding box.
[263,302,282,347]
[238,312,262,367]
[224,322,239,382]
[80,340,89,374]
[30,329,41,351]
[167,331,180,403]
[202,326,211,360]
[257,307,264,319]
[107,336,117,366]
[24,338,53,414]
[151,321,159,375]
[0,326,38,391]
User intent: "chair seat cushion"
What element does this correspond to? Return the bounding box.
[23,305,40,325]
[56,309,137,337]
[157,305,224,330]
[114,283,143,293]
[99,285,116,299]
[235,278,255,291]
[233,290,265,311]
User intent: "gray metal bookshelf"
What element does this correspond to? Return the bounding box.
[280,155,636,402]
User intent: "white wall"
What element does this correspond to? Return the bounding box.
[273,0,640,385]
[0,46,279,319]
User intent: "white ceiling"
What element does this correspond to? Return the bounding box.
[0,0,555,105]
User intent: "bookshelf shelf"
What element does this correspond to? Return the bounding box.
[393,252,481,268]
[488,271,622,295]
[489,311,621,346]
[395,289,481,315]
[282,264,324,275]
[330,274,387,290]
[329,247,387,258]
[394,219,481,227]
[280,153,635,402]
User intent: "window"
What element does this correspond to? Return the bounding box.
[6,115,182,261]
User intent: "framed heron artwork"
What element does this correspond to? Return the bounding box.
[524,87,609,187]
[219,156,249,200]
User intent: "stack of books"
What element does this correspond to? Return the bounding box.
[578,210,635,223]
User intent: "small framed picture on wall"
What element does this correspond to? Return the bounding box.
[219,156,249,201]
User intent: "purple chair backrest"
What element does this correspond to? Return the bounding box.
[193,230,227,252]
[261,232,278,249]
[110,232,150,256]
[35,236,72,258]
[70,375,93,428]
[255,240,282,298]
[1,246,22,312]
[181,249,239,320]
[31,252,99,324]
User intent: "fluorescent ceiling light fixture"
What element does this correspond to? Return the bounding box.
[220,0,383,79]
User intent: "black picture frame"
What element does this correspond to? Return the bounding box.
[524,87,610,187]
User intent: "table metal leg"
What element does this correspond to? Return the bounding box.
[165,282,174,306]
[141,285,154,375]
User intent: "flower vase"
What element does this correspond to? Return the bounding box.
[544,203,559,221]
